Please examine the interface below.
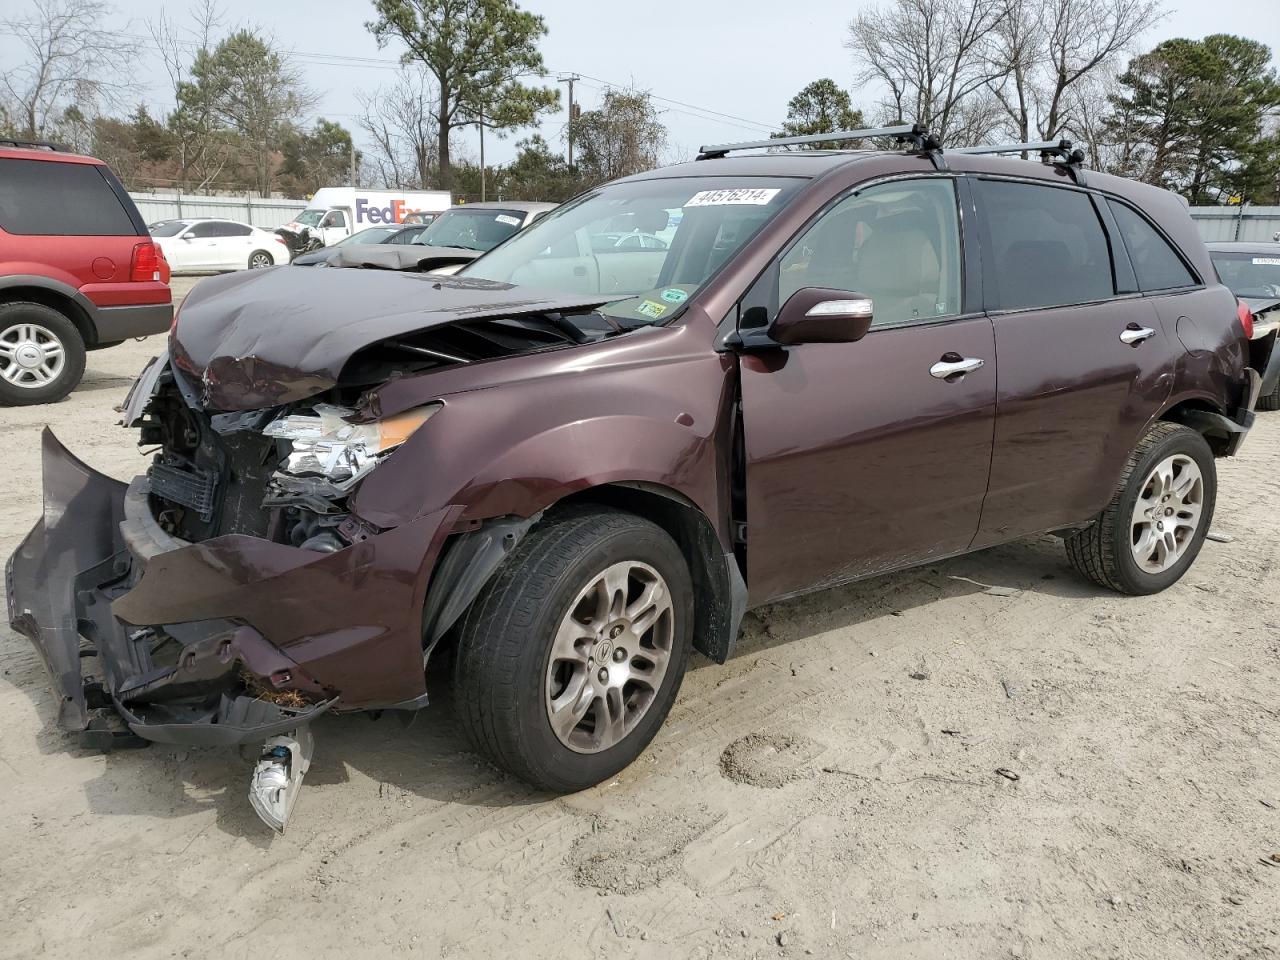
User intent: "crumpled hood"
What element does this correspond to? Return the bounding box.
[171,267,612,411]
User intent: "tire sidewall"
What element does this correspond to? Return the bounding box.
[510,521,692,792]
[1112,427,1216,593]
[0,302,87,406]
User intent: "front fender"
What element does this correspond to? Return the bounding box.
[350,326,736,549]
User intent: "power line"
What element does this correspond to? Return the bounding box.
[6,20,782,136]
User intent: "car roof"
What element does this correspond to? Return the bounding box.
[1206,241,1280,253]
[0,145,102,165]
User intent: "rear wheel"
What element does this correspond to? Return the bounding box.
[0,302,86,406]
[1257,375,1280,411]
[248,250,274,269]
[1065,421,1215,594]
[453,507,692,792]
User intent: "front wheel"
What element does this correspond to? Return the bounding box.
[453,507,692,792]
[1065,421,1215,594]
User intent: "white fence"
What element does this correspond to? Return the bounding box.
[1189,206,1280,243]
[127,192,308,229]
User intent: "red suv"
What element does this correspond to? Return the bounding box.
[0,139,172,405]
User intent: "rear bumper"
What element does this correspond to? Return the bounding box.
[6,429,451,748]
[93,302,173,341]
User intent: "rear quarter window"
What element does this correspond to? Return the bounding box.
[1107,200,1198,291]
[0,157,139,236]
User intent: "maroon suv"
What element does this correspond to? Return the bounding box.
[0,140,172,405]
[8,128,1259,828]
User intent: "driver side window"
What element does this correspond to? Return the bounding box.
[778,179,963,329]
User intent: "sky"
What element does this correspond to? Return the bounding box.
[5,0,1279,176]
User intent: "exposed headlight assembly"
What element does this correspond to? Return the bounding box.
[263,402,441,483]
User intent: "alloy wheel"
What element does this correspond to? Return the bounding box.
[1130,453,1204,573]
[544,560,675,754]
[249,252,272,269]
[0,322,66,389]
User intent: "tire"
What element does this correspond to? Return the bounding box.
[248,250,274,269]
[1065,421,1216,595]
[453,507,693,792]
[0,301,87,406]
[1257,374,1280,411]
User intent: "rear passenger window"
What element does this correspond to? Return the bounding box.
[974,179,1114,310]
[0,157,137,236]
[216,222,252,237]
[1108,201,1197,291]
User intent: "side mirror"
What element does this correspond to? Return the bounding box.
[181,233,194,241]
[771,287,874,345]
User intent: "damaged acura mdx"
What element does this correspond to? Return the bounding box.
[8,127,1261,830]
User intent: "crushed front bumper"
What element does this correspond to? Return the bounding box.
[7,429,453,748]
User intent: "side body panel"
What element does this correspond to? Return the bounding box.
[740,317,997,603]
[972,296,1176,546]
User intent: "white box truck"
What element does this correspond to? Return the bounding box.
[280,187,452,248]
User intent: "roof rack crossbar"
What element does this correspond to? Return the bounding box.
[0,138,67,152]
[949,139,1085,163]
[696,124,934,161]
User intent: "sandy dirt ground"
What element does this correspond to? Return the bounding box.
[1,274,1278,959]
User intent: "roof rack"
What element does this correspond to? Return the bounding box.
[696,123,942,162]
[0,138,68,152]
[948,139,1087,183]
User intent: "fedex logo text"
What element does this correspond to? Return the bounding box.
[355,198,419,224]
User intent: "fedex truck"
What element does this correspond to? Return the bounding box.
[280,187,452,248]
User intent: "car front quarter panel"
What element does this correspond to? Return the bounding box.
[350,322,737,549]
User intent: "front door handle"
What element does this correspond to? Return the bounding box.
[1120,325,1157,345]
[930,355,985,379]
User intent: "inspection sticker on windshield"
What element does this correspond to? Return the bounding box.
[494,214,522,226]
[685,188,781,207]
[1254,257,1280,265]
[636,300,668,320]
[660,288,689,304]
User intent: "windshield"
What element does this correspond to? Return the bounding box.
[461,177,803,325]
[412,208,526,251]
[1213,252,1280,299]
[294,209,325,227]
[150,220,192,237]
[338,226,399,246]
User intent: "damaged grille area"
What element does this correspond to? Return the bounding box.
[148,457,218,521]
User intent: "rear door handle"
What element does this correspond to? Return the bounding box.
[1120,325,1157,345]
[930,355,985,379]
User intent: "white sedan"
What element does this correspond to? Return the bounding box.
[149,219,293,273]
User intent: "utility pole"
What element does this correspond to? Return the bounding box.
[478,106,486,202]
[558,73,581,168]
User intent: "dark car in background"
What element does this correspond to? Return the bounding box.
[0,139,172,405]
[291,223,431,266]
[1208,240,1280,408]
[319,201,557,273]
[8,127,1258,829]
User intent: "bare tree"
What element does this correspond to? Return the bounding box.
[148,0,232,191]
[357,69,439,188]
[990,0,1162,142]
[846,0,1011,145]
[1,0,139,139]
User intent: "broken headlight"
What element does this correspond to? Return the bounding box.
[263,402,442,482]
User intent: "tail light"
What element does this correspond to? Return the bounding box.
[1237,298,1254,340]
[130,241,162,282]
